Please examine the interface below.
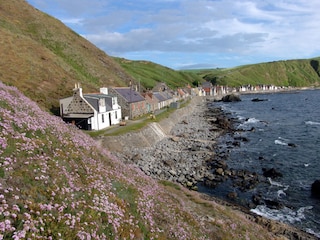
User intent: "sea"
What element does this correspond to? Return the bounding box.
[204,89,320,237]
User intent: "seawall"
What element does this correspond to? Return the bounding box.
[98,96,206,153]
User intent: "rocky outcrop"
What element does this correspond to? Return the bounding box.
[221,94,241,102]
[311,180,320,197]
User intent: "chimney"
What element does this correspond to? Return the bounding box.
[100,87,108,95]
[73,82,83,97]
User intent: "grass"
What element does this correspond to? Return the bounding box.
[196,58,320,87]
[113,57,203,89]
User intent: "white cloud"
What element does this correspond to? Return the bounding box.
[27,0,320,68]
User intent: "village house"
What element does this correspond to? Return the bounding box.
[59,84,121,130]
[108,87,147,119]
[141,92,159,113]
[201,82,213,96]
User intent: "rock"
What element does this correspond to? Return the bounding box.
[171,136,180,142]
[221,94,241,102]
[169,169,177,176]
[215,116,232,129]
[264,199,284,210]
[288,143,297,147]
[216,168,224,175]
[131,153,141,163]
[311,180,320,197]
[227,191,238,200]
[251,98,268,102]
[186,181,193,187]
[262,168,283,178]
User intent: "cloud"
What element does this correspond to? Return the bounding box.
[27,0,320,68]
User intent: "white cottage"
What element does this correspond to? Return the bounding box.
[59,84,121,130]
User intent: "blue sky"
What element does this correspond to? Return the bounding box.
[27,0,320,70]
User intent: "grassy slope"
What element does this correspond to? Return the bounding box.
[0,0,135,113]
[113,58,203,89]
[0,81,288,239]
[194,59,320,87]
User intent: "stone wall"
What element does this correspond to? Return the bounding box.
[98,96,205,153]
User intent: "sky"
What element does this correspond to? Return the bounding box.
[26,0,320,70]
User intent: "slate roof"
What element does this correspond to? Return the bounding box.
[84,94,112,112]
[112,88,145,103]
[153,92,167,102]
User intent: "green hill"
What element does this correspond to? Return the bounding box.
[196,59,320,87]
[0,0,136,113]
[113,58,203,89]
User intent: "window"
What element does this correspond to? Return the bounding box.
[102,114,104,123]
[115,111,118,119]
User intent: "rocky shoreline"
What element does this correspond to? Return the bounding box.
[105,96,317,240]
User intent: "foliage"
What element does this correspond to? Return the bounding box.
[194,59,320,87]
[113,58,203,90]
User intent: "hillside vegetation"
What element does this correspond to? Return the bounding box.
[0,81,293,239]
[0,0,136,113]
[113,58,202,90]
[196,59,320,87]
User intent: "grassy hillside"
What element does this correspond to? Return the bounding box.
[196,59,320,87]
[0,81,293,239]
[113,58,203,89]
[0,0,136,113]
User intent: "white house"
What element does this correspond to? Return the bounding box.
[59,84,121,130]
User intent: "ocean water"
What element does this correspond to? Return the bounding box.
[207,89,320,237]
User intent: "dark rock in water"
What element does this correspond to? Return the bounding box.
[262,168,283,178]
[311,180,320,197]
[252,98,268,102]
[288,143,297,147]
[252,194,263,205]
[227,191,238,200]
[221,94,241,102]
[214,116,232,130]
[264,199,284,210]
[234,136,249,142]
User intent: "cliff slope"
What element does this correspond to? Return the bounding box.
[0,0,135,112]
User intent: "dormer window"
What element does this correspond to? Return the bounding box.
[99,98,105,107]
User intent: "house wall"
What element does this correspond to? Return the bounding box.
[59,96,73,116]
[90,108,122,130]
[108,88,147,119]
[130,101,147,119]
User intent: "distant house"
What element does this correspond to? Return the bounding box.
[152,82,170,92]
[142,92,159,113]
[109,87,147,119]
[59,84,121,130]
[153,92,168,109]
[201,82,213,96]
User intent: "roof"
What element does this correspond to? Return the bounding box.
[202,82,212,88]
[63,113,93,119]
[153,92,167,102]
[112,88,145,103]
[84,94,112,112]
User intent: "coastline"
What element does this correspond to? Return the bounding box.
[98,95,317,239]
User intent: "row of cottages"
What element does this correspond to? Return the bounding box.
[59,83,187,130]
[59,84,122,130]
[108,87,147,119]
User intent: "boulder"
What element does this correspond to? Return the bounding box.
[227,192,238,200]
[222,94,241,102]
[251,98,268,102]
[262,168,283,178]
[311,180,320,197]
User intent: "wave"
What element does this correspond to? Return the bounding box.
[305,121,320,126]
[274,139,288,146]
[250,205,313,225]
[268,178,286,187]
